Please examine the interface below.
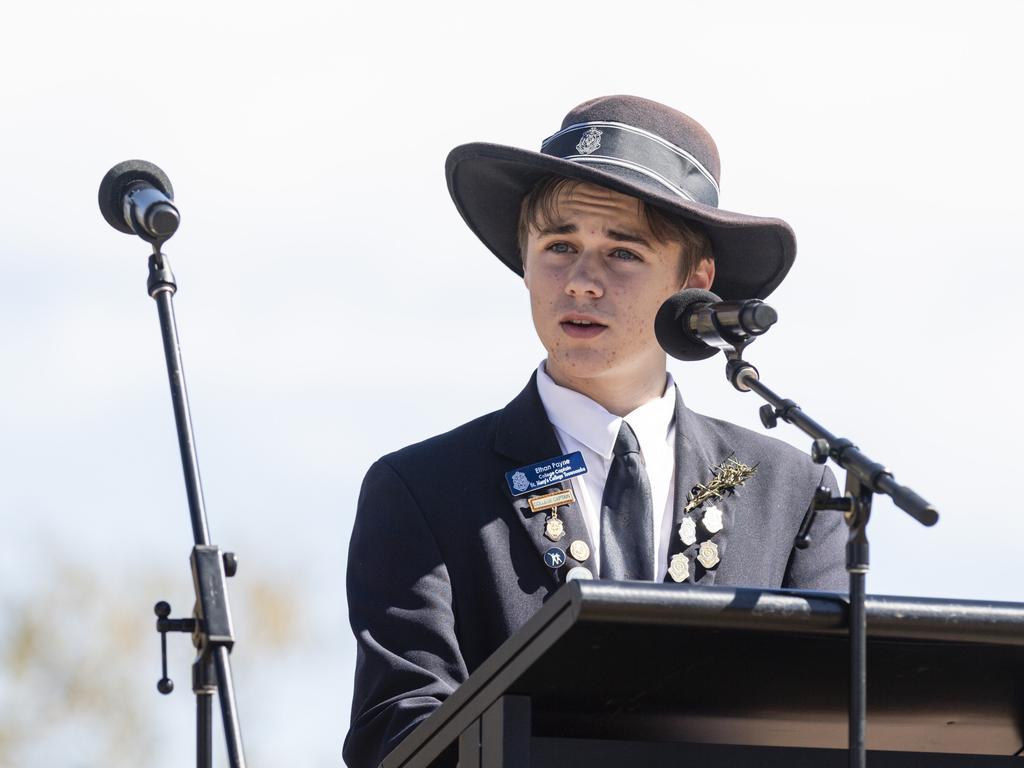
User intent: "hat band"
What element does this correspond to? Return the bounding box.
[540,121,720,208]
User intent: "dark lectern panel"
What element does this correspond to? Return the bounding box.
[519,624,1023,753]
[383,583,1024,768]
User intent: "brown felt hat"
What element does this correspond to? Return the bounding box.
[445,95,796,300]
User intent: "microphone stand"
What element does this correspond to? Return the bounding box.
[722,354,938,768]
[144,247,248,768]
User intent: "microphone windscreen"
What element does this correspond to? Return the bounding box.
[98,160,174,234]
[655,288,722,361]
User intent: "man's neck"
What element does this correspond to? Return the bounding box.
[543,360,669,417]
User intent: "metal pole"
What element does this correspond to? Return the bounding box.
[148,251,247,768]
[849,571,867,768]
[149,253,211,546]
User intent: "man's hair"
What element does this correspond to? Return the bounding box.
[516,176,714,280]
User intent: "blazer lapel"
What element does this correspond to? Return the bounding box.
[494,374,597,585]
[664,391,734,586]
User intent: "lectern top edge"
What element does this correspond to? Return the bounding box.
[572,582,1024,646]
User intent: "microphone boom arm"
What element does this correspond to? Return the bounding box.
[722,353,937,768]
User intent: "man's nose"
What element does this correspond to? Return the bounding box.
[565,252,604,297]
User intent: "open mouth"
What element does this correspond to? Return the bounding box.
[559,317,608,339]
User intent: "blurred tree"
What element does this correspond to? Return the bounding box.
[0,559,300,768]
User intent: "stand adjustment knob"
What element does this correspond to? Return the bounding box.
[223,552,238,577]
[811,438,830,464]
[155,601,175,695]
[759,404,778,429]
[154,600,197,696]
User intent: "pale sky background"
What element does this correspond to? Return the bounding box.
[2,1,1022,766]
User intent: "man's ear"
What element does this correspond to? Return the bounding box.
[683,258,715,290]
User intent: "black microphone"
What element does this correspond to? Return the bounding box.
[655,288,778,361]
[98,160,179,244]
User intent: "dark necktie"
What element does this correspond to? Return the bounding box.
[599,421,654,580]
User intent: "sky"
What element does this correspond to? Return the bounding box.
[2,1,1022,766]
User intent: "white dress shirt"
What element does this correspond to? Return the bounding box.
[535,362,677,580]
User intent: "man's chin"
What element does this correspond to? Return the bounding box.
[544,351,617,386]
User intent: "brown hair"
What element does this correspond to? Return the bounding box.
[516,176,713,279]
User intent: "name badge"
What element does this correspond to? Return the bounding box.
[505,451,588,496]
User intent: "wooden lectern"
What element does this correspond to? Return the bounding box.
[381,582,1024,767]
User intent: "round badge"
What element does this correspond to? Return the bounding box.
[566,566,594,582]
[543,547,567,569]
[569,539,590,562]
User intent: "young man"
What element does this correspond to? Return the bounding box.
[344,95,845,767]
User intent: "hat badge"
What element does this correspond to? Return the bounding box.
[575,126,602,155]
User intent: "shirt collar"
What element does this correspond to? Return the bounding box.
[535,362,677,461]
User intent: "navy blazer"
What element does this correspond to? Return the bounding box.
[344,375,845,767]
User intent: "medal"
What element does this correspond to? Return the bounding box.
[544,514,566,542]
[527,487,575,542]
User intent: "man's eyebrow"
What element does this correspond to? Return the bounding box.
[535,222,577,236]
[607,229,654,248]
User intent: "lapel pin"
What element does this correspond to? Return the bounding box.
[684,457,757,514]
[668,553,690,583]
[566,565,594,581]
[677,516,698,546]
[543,546,567,569]
[569,539,590,562]
[697,540,721,569]
[702,505,724,534]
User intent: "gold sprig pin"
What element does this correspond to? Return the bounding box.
[684,457,758,514]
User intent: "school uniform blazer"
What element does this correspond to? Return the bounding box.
[344,374,846,767]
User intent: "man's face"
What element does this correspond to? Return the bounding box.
[523,182,713,395]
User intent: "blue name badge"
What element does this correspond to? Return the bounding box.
[506,451,588,497]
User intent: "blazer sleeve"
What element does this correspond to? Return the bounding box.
[344,458,468,768]
[782,465,848,592]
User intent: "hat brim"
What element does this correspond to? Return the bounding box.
[446,142,796,301]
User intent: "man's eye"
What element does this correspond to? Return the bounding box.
[547,242,573,254]
[611,248,641,261]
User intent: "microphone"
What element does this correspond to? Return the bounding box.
[655,288,778,361]
[98,160,179,244]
